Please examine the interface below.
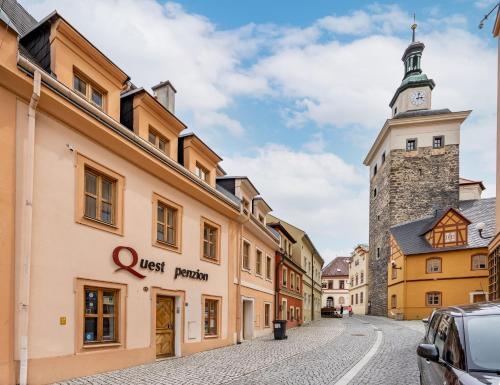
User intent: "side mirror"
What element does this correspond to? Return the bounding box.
[417,344,439,362]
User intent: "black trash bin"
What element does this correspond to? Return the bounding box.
[273,320,287,340]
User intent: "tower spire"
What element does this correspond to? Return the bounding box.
[411,13,417,42]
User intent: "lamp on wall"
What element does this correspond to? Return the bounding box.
[475,222,493,240]
[478,2,500,29]
[391,260,402,270]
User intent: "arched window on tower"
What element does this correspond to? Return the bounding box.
[412,55,418,69]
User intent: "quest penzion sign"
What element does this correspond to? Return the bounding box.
[112,246,165,279]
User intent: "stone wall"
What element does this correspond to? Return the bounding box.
[368,144,459,316]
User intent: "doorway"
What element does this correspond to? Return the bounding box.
[242,299,254,340]
[156,296,175,357]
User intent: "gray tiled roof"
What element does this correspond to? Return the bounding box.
[393,108,451,120]
[215,184,241,206]
[0,0,37,35]
[390,198,495,255]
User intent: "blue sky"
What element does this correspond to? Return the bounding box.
[25,0,499,263]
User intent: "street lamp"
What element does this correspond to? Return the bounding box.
[475,222,493,240]
[391,260,402,270]
[479,2,500,29]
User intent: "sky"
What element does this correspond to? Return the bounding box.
[23,0,499,265]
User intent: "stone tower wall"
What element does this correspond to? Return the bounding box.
[367,144,459,316]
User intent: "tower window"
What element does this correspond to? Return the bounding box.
[376,247,380,260]
[382,152,386,164]
[433,136,444,149]
[373,188,377,198]
[373,164,378,176]
[406,138,417,152]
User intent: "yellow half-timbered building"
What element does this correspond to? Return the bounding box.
[387,199,494,320]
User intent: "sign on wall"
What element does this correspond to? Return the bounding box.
[112,246,165,279]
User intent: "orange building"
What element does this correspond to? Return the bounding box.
[388,200,494,320]
[0,3,281,384]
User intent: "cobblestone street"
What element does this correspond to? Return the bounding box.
[54,316,425,385]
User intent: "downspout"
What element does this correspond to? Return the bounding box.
[236,215,249,344]
[275,253,283,320]
[18,69,41,385]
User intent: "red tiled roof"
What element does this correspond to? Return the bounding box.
[322,256,351,277]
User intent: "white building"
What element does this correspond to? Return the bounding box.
[321,257,351,309]
[348,245,369,315]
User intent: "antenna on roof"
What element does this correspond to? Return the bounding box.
[411,13,417,42]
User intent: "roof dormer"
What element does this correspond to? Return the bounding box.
[253,197,272,225]
[20,12,129,120]
[422,208,471,248]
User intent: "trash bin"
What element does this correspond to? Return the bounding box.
[273,320,288,340]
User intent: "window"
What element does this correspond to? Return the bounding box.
[290,307,294,321]
[339,280,345,289]
[73,73,105,109]
[433,135,444,149]
[322,282,327,289]
[426,312,442,343]
[382,151,386,164]
[296,307,300,322]
[355,294,358,304]
[350,277,354,286]
[296,275,300,292]
[426,258,442,273]
[373,164,378,176]
[203,297,220,337]
[84,286,118,344]
[406,138,417,151]
[282,300,287,320]
[444,231,457,243]
[282,267,288,286]
[443,318,465,370]
[195,162,210,183]
[201,218,221,263]
[426,292,442,307]
[148,129,169,155]
[339,296,345,304]
[373,188,377,198]
[290,272,295,289]
[392,266,397,279]
[355,275,359,286]
[360,272,364,284]
[84,168,116,225]
[327,280,333,289]
[360,292,364,304]
[391,294,397,309]
[154,194,182,252]
[256,249,263,276]
[77,154,124,235]
[351,295,354,304]
[264,303,271,327]
[243,241,251,270]
[472,254,487,270]
[266,256,272,279]
[376,247,380,260]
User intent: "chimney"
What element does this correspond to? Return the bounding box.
[152,80,176,114]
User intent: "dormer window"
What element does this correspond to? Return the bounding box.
[73,72,104,110]
[148,129,169,155]
[406,138,417,152]
[195,162,209,183]
[242,198,250,215]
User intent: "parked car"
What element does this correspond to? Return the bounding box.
[417,302,500,385]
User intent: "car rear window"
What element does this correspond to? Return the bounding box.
[466,315,500,371]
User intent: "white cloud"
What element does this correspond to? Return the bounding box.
[475,0,498,10]
[222,145,368,260]
[23,0,261,136]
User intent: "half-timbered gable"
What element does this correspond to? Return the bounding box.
[423,208,470,248]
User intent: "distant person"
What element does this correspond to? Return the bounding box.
[348,306,353,317]
[340,305,344,316]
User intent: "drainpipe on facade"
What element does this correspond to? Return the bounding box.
[236,216,249,344]
[18,69,41,385]
[275,253,284,320]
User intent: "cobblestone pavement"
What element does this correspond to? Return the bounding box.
[53,316,424,385]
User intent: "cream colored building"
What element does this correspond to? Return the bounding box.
[348,245,369,315]
[267,215,324,324]
[0,3,280,385]
[321,257,351,309]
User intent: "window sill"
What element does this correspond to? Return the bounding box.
[77,216,123,236]
[201,256,221,265]
[242,268,252,273]
[154,240,182,254]
[81,342,122,350]
[203,334,220,340]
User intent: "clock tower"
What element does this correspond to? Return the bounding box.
[389,22,435,116]
[363,21,471,317]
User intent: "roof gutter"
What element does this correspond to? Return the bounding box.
[17,55,240,213]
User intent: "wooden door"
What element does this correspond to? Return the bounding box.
[156,296,175,357]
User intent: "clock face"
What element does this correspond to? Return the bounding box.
[410,91,426,106]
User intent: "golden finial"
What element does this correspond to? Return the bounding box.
[411,13,417,42]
